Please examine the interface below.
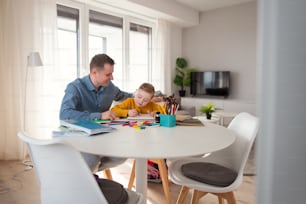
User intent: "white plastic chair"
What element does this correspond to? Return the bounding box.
[168,112,259,204]
[17,132,142,204]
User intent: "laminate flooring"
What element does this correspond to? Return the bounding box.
[0,158,255,204]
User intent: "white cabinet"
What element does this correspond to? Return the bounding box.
[181,97,257,116]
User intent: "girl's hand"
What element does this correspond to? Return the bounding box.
[148,110,156,117]
[128,109,138,117]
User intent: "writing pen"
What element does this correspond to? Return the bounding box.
[93,119,111,123]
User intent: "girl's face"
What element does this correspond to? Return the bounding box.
[134,89,153,107]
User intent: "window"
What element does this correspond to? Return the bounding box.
[56,3,159,92]
[56,4,80,80]
[128,23,152,91]
[89,10,123,88]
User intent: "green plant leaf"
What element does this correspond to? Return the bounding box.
[176,58,187,69]
[184,68,198,86]
[200,102,216,114]
[173,75,184,87]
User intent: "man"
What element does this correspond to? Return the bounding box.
[60,53,132,170]
[60,53,132,121]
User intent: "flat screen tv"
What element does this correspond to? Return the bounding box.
[190,71,230,97]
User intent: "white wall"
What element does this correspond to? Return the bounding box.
[182,1,257,102]
[168,23,183,95]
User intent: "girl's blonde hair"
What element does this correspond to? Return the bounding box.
[138,83,155,96]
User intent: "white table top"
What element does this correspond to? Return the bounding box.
[60,123,236,159]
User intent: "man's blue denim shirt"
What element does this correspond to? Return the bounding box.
[59,75,132,121]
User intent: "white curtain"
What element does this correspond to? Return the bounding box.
[0,0,172,160]
[0,0,58,160]
[155,19,171,95]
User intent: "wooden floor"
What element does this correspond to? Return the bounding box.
[0,159,255,204]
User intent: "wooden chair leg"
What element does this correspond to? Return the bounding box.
[218,196,225,204]
[216,192,236,204]
[176,186,189,204]
[155,159,172,204]
[128,160,136,189]
[191,190,207,204]
[103,168,113,180]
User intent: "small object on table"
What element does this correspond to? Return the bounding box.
[160,114,176,127]
[155,112,160,123]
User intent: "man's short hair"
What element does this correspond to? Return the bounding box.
[90,54,115,71]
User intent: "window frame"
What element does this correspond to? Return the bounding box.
[56,1,158,90]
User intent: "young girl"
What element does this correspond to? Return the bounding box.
[112,82,166,182]
[111,82,165,117]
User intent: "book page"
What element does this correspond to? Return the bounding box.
[127,114,155,120]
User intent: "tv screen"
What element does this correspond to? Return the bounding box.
[190,71,230,97]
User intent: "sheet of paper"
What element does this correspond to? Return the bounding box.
[127,114,155,120]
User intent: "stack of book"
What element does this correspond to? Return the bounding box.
[175,115,204,126]
[52,120,115,137]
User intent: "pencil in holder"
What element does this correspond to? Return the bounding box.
[160,114,176,127]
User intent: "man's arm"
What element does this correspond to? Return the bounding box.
[59,85,100,121]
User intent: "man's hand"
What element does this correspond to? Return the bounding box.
[101,110,116,120]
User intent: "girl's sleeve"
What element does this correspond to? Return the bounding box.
[111,98,132,117]
[152,102,166,114]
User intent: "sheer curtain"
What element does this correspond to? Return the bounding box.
[0,0,171,160]
[155,19,171,95]
[0,0,58,160]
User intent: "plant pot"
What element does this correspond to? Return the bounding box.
[206,113,212,120]
[179,90,186,97]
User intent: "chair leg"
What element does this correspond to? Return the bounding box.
[216,192,236,204]
[128,160,136,189]
[103,168,113,180]
[191,190,207,204]
[155,159,172,204]
[218,196,225,204]
[176,186,189,204]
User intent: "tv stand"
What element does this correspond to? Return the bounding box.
[190,94,228,99]
[180,97,256,125]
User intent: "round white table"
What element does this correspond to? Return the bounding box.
[61,123,236,204]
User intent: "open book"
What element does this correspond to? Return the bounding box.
[60,120,115,135]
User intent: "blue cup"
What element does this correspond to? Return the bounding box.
[160,114,176,127]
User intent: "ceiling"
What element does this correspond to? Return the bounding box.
[175,0,254,12]
[91,0,255,27]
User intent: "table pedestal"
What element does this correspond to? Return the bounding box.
[135,158,147,204]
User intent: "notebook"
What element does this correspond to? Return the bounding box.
[176,118,204,126]
[60,120,115,135]
[127,114,155,121]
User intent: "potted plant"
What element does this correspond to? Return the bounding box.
[173,57,197,97]
[200,102,221,120]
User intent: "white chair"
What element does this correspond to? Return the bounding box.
[168,112,259,204]
[17,131,142,204]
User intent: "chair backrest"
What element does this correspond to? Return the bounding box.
[204,112,259,174]
[18,132,108,204]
